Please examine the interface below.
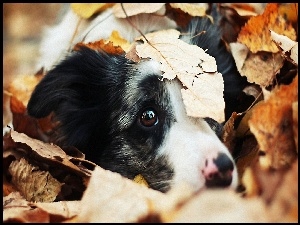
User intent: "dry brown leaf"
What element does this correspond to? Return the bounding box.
[227,3,258,16]
[3,192,51,223]
[9,96,55,142]
[135,29,225,122]
[292,102,298,151]
[71,3,114,19]
[278,3,298,23]
[270,30,298,65]
[248,75,298,169]
[113,3,165,18]
[169,3,207,17]
[161,189,269,222]
[7,73,43,107]
[107,30,132,52]
[74,166,167,223]
[10,130,95,177]
[9,158,62,202]
[33,201,81,220]
[74,39,125,55]
[230,42,284,87]
[222,112,239,153]
[133,174,149,187]
[237,3,297,53]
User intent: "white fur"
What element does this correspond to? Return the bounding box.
[159,81,238,191]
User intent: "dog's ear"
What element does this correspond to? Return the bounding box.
[27,46,129,150]
[28,46,127,117]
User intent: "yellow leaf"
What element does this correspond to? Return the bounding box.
[107,30,132,52]
[133,174,149,187]
[71,3,114,19]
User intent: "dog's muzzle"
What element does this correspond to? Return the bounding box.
[202,153,234,188]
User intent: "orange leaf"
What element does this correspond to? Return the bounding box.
[238,3,297,53]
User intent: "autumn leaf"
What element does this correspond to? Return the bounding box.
[9,158,62,202]
[237,3,297,53]
[113,3,166,18]
[270,30,298,65]
[248,75,298,169]
[135,29,224,122]
[71,3,114,19]
[230,42,284,87]
[74,39,125,55]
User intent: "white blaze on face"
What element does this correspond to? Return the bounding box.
[159,80,238,191]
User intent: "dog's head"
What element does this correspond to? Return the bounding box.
[27,45,238,192]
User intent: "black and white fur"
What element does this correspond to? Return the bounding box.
[27,5,245,192]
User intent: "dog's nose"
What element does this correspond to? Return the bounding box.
[202,153,234,188]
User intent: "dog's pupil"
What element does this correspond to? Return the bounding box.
[140,108,158,127]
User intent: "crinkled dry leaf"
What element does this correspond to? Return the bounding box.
[270,30,298,65]
[169,3,207,17]
[292,102,298,151]
[107,30,132,52]
[227,3,258,16]
[248,75,298,169]
[71,3,114,19]
[278,3,298,23]
[161,189,269,222]
[135,29,224,122]
[113,3,165,18]
[180,72,225,123]
[7,74,43,107]
[9,158,62,202]
[75,166,167,222]
[230,42,284,87]
[237,3,297,53]
[74,40,125,55]
[133,174,149,187]
[9,96,55,142]
[222,112,239,153]
[33,201,81,220]
[10,130,95,177]
[3,192,51,223]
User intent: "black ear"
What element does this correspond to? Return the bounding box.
[27,47,127,118]
[27,46,130,151]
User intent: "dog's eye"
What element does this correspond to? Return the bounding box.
[140,108,158,127]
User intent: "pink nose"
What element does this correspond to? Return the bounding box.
[201,153,234,188]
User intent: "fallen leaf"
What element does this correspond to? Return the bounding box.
[9,96,56,142]
[248,75,298,169]
[169,3,207,17]
[107,30,132,52]
[9,158,62,202]
[74,39,125,55]
[75,166,167,222]
[270,30,298,65]
[134,174,149,187]
[7,73,43,107]
[230,42,284,87]
[135,29,224,122]
[237,3,297,53]
[113,3,166,18]
[71,3,114,19]
[10,130,95,177]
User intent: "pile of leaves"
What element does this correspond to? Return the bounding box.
[3,3,298,222]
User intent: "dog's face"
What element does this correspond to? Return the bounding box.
[27,46,238,192]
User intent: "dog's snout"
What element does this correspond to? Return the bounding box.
[202,153,234,188]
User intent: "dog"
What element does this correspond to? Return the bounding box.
[27,4,246,193]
